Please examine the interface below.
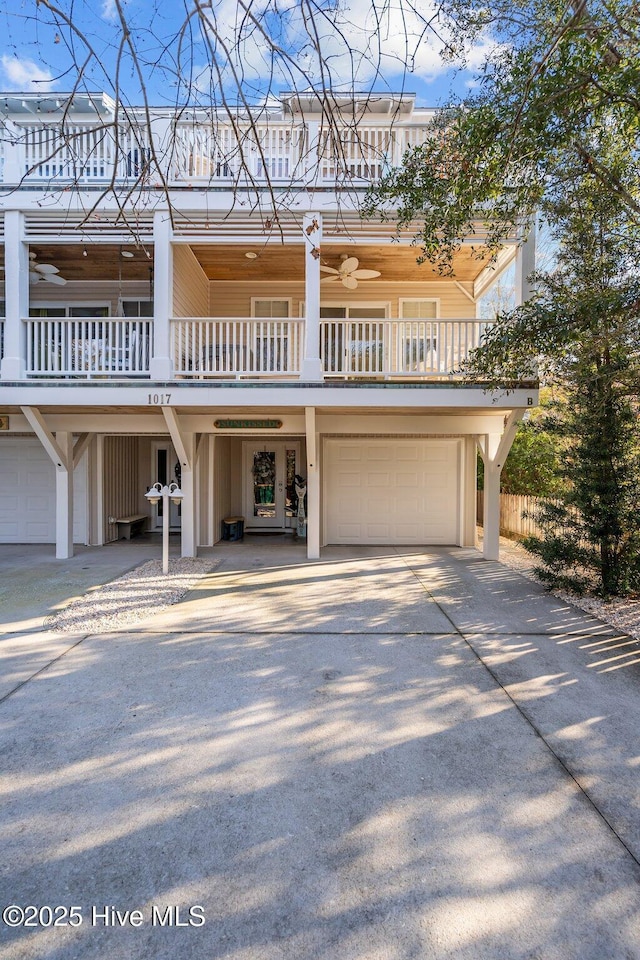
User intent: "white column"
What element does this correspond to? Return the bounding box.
[515,219,537,307]
[2,121,23,184]
[150,210,173,379]
[1,211,28,380]
[481,411,525,560]
[482,434,501,561]
[301,212,323,381]
[55,432,74,560]
[305,406,320,559]
[180,432,196,558]
[462,436,478,547]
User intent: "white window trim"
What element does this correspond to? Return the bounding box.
[251,297,293,318]
[300,301,391,318]
[398,298,440,319]
[29,301,112,316]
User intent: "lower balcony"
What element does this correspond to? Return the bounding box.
[13,316,489,381]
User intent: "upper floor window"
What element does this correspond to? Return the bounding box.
[399,299,439,319]
[121,300,153,318]
[252,299,290,318]
[29,304,109,318]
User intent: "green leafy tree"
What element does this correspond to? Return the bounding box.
[478,397,563,497]
[364,0,640,271]
[472,162,640,596]
[364,0,640,596]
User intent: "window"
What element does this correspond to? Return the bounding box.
[122,300,153,318]
[399,300,439,370]
[251,300,291,372]
[319,305,388,374]
[399,299,439,319]
[29,304,109,318]
[252,299,290,319]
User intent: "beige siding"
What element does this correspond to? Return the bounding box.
[208,281,476,318]
[103,436,141,542]
[173,246,209,317]
[30,280,152,314]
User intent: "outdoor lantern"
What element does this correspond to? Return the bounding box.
[145,481,184,574]
[145,482,163,505]
[168,481,184,505]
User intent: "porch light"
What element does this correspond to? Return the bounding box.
[145,481,163,505]
[145,482,184,573]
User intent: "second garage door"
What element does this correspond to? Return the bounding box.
[0,439,88,544]
[324,438,460,545]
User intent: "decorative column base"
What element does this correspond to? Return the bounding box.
[1,356,26,380]
[149,356,173,380]
[300,358,323,381]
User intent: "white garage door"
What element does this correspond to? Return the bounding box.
[0,439,88,544]
[325,439,460,545]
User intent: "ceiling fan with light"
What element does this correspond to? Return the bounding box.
[320,255,381,290]
[29,252,67,286]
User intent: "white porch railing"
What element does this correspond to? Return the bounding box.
[25,318,151,377]
[170,121,307,183]
[320,319,488,377]
[172,318,304,378]
[170,317,487,379]
[5,118,432,186]
[15,316,489,379]
[18,122,152,183]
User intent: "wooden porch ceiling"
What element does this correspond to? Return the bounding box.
[10,244,153,282]
[1,240,505,284]
[190,242,499,283]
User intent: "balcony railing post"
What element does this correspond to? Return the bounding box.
[2,122,24,184]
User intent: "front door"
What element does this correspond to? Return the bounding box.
[243,441,299,530]
[151,442,181,530]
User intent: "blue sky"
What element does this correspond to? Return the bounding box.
[0,1,494,107]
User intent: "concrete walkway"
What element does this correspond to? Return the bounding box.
[1,541,640,959]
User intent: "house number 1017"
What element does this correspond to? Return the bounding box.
[147,393,172,404]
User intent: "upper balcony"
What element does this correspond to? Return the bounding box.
[0,92,434,191]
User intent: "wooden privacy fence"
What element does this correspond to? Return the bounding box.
[476,492,545,539]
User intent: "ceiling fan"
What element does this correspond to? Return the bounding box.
[320,255,381,290]
[29,252,67,286]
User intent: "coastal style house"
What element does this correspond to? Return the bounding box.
[0,91,537,561]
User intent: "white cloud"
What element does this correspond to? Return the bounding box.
[102,0,118,21]
[184,0,495,96]
[0,55,56,91]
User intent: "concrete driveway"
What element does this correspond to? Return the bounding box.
[1,542,640,960]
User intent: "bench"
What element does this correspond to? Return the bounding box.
[115,514,148,540]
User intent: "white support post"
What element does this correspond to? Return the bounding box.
[1,211,28,380]
[95,435,105,546]
[20,407,75,558]
[55,432,74,560]
[301,212,323,381]
[481,411,525,560]
[515,219,537,307]
[150,211,173,379]
[462,436,478,547]
[482,434,501,561]
[305,406,320,560]
[179,433,196,558]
